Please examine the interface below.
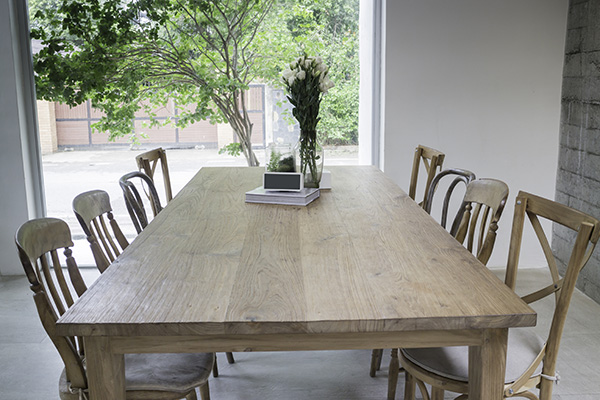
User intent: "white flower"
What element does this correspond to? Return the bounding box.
[317,63,328,73]
[304,59,312,68]
[319,78,334,93]
[315,56,323,65]
[297,70,306,80]
[290,60,298,69]
[288,76,295,86]
[282,68,295,80]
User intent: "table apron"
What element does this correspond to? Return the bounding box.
[108,329,485,354]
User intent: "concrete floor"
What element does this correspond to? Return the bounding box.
[2,268,600,400]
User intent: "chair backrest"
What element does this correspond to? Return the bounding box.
[15,218,88,392]
[119,171,163,234]
[136,147,173,204]
[408,145,445,207]
[452,178,509,265]
[423,168,476,231]
[502,191,600,398]
[73,190,129,273]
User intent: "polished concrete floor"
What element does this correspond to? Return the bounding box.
[1,268,600,400]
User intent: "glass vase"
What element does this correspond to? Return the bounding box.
[294,130,324,188]
[265,142,296,172]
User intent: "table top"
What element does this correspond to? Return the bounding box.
[57,166,535,338]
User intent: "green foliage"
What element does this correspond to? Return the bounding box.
[30,0,360,164]
[31,0,274,166]
[267,150,295,172]
[259,0,360,145]
[218,142,243,157]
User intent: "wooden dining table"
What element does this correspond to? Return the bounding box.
[56,166,536,399]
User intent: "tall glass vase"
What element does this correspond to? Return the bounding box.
[295,130,324,188]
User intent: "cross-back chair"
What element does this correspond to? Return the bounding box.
[397,191,600,400]
[15,217,215,400]
[119,171,163,234]
[136,147,173,205]
[73,190,129,273]
[408,145,445,207]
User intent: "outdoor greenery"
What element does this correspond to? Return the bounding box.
[30,0,359,165]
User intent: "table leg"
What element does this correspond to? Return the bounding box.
[468,328,508,400]
[85,336,126,400]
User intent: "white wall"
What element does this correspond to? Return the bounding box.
[382,0,568,267]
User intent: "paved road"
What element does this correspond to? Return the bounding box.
[42,146,358,265]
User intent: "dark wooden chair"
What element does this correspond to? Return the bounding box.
[408,144,445,207]
[136,147,173,204]
[73,189,129,273]
[15,217,214,400]
[397,191,600,400]
[119,171,163,234]
[423,168,476,231]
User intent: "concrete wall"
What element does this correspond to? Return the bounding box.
[383,0,569,268]
[554,0,600,303]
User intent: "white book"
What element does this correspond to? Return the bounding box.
[245,186,320,206]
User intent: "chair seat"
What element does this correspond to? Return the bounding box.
[60,353,214,399]
[402,328,544,384]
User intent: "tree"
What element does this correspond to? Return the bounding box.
[258,0,360,145]
[32,0,275,166]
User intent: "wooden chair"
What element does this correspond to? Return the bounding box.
[448,178,509,265]
[136,147,173,204]
[408,145,445,207]
[423,168,477,232]
[396,191,600,400]
[73,189,129,273]
[119,171,164,234]
[15,217,215,400]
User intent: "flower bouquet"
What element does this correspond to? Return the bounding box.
[282,55,334,188]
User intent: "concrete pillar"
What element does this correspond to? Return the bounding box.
[555,0,600,303]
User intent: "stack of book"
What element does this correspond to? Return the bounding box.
[245,187,320,206]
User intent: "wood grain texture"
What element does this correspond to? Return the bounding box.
[57,167,535,399]
[58,167,534,338]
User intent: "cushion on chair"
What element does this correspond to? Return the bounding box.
[124,353,214,392]
[402,328,545,383]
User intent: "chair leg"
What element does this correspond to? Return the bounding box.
[226,352,235,364]
[539,377,554,400]
[212,353,219,377]
[370,348,383,377]
[431,387,444,400]
[186,388,198,400]
[403,370,416,400]
[387,348,400,400]
[199,381,210,400]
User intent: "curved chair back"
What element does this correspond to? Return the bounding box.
[119,171,163,234]
[73,190,129,272]
[136,147,173,204]
[408,145,445,207]
[15,218,88,392]
[424,168,476,231]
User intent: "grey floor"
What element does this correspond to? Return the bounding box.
[1,268,600,400]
